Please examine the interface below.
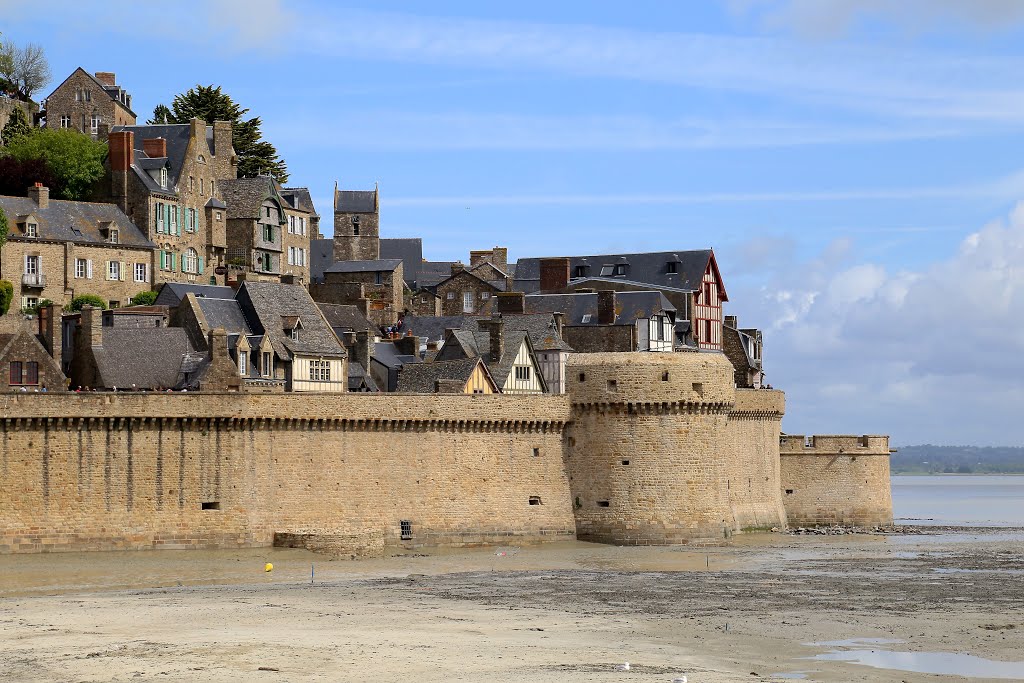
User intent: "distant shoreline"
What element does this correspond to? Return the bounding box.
[891,472,1024,477]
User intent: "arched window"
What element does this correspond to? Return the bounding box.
[184,248,199,274]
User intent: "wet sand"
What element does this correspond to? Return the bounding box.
[1,532,1022,682]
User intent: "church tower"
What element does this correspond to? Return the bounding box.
[332,182,380,262]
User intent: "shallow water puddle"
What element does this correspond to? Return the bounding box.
[808,639,1024,679]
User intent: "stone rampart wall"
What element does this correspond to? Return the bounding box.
[780,434,893,526]
[0,393,575,553]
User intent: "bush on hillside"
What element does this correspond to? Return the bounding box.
[67,294,106,312]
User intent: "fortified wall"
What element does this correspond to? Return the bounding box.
[780,434,893,527]
[0,353,891,555]
[565,353,786,544]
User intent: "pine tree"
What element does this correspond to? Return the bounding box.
[151,85,288,182]
[1,105,31,146]
[147,104,173,125]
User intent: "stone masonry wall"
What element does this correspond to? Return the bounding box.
[0,393,575,553]
[779,435,893,527]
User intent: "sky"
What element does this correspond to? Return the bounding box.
[4,0,1024,446]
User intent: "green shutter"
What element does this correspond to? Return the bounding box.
[198,257,204,274]
[170,252,176,271]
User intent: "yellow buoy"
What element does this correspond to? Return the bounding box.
[264,562,273,572]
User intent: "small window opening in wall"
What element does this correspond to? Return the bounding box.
[621,459,630,466]
[662,371,669,381]
[578,372,586,382]
[529,496,542,505]
[692,382,703,396]
[532,447,540,457]
[785,489,794,495]
[201,501,221,510]
[567,437,576,447]
[597,500,610,508]
[400,519,412,540]
[607,379,617,392]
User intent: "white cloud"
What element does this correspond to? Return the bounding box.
[731,0,1024,38]
[729,202,1024,445]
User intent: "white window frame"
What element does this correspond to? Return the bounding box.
[515,366,531,382]
[24,255,39,275]
[463,291,474,313]
[90,114,100,132]
[238,350,248,376]
[309,359,330,382]
[26,223,37,238]
[107,260,121,281]
[75,258,87,279]
[446,291,455,300]
[288,215,295,234]
[183,248,199,274]
[109,228,118,244]
[134,263,148,283]
[59,115,70,128]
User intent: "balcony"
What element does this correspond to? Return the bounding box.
[22,273,45,288]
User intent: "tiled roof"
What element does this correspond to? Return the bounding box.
[93,328,197,389]
[396,315,475,343]
[435,327,538,391]
[396,357,486,393]
[372,341,421,369]
[380,238,423,288]
[524,291,675,326]
[196,297,251,335]
[514,250,715,295]
[316,303,375,335]
[498,314,573,352]
[154,282,236,307]
[335,189,376,213]
[280,187,318,216]
[219,177,280,220]
[417,260,457,289]
[310,238,334,283]
[111,123,194,193]
[324,259,402,274]
[0,195,154,249]
[235,281,346,359]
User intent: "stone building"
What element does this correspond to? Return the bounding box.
[332,185,380,262]
[434,316,547,394]
[723,315,763,388]
[435,266,507,316]
[220,177,310,284]
[407,288,441,316]
[0,185,155,310]
[310,259,404,328]
[515,250,728,351]
[278,187,316,284]
[43,68,135,135]
[0,97,39,143]
[0,308,66,392]
[107,120,236,287]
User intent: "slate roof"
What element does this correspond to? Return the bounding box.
[348,361,379,391]
[434,269,507,292]
[335,190,376,213]
[154,282,236,308]
[280,187,318,216]
[316,303,376,336]
[372,341,421,370]
[310,238,334,283]
[93,328,197,389]
[324,259,402,274]
[111,123,196,193]
[524,291,676,326]
[219,177,281,220]
[513,250,719,297]
[196,297,251,335]
[417,261,457,289]
[396,313,571,352]
[235,282,346,359]
[380,238,423,288]
[435,327,541,392]
[0,195,154,249]
[396,357,490,393]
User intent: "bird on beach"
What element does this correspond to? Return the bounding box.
[671,677,688,683]
[616,662,630,671]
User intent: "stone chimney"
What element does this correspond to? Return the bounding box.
[539,258,569,293]
[37,303,63,369]
[94,72,116,86]
[189,118,205,147]
[495,291,525,314]
[552,311,565,337]
[597,290,617,325]
[80,305,103,348]
[143,137,167,158]
[450,262,465,275]
[343,330,372,370]
[478,314,504,362]
[212,120,236,179]
[200,327,243,392]
[724,315,738,329]
[27,183,49,209]
[394,334,420,357]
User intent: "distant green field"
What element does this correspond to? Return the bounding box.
[891,445,1024,474]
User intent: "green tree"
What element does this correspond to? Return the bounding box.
[147,104,173,125]
[1,105,31,146]
[67,294,106,312]
[152,85,288,182]
[130,290,158,306]
[0,39,50,101]
[0,280,13,316]
[4,128,106,200]
[0,205,8,250]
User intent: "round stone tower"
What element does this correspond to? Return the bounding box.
[566,352,785,544]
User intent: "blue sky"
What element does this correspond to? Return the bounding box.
[6,0,1024,446]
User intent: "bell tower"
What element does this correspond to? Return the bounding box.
[332,182,380,262]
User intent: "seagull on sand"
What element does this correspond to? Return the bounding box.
[671,677,688,683]
[616,662,630,671]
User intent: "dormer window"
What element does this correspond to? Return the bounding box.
[291,327,299,341]
[109,229,118,244]
[352,215,360,235]
[599,264,613,276]
[574,265,587,278]
[25,222,38,238]
[613,264,627,276]
[666,261,677,274]
[160,168,168,189]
